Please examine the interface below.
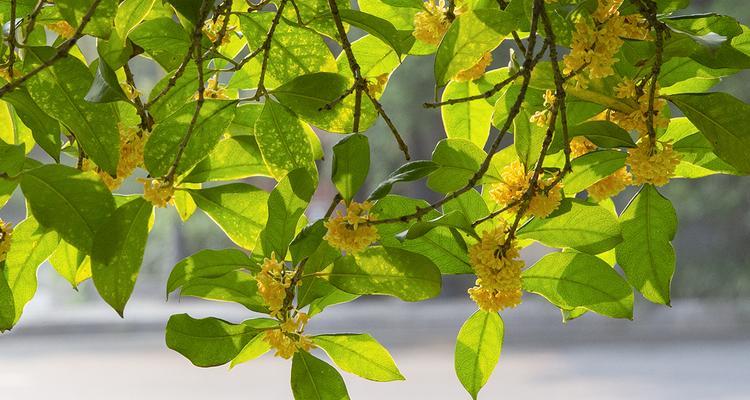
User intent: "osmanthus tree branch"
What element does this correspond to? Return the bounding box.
[123,62,153,131]
[374,0,546,226]
[326,0,411,161]
[6,0,18,79]
[247,0,288,100]
[0,0,104,98]
[540,3,572,173]
[163,0,213,183]
[634,0,666,148]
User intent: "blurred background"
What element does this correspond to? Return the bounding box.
[1,1,749,399]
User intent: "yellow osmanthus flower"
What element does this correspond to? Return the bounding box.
[140,178,175,207]
[413,0,451,46]
[543,89,557,108]
[46,21,75,39]
[257,254,292,318]
[366,73,389,97]
[529,109,551,128]
[263,313,314,359]
[627,140,681,186]
[195,76,229,100]
[453,52,493,82]
[0,67,20,82]
[610,87,670,136]
[324,201,379,254]
[563,0,651,86]
[489,160,563,219]
[614,78,637,99]
[570,136,597,158]
[202,15,236,45]
[0,219,12,263]
[588,167,632,201]
[467,225,523,312]
[83,124,148,191]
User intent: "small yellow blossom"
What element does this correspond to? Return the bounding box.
[140,178,175,207]
[453,52,493,82]
[83,124,147,191]
[257,254,292,318]
[46,21,75,39]
[324,201,379,254]
[0,67,20,82]
[366,73,389,97]
[530,109,551,128]
[202,15,236,45]
[614,79,637,99]
[467,224,523,312]
[569,136,598,159]
[543,89,557,108]
[413,0,451,46]
[489,160,563,219]
[588,167,632,201]
[263,313,314,359]
[627,140,681,186]
[0,219,12,263]
[195,76,229,100]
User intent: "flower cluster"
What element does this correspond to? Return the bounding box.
[83,124,148,191]
[570,136,598,159]
[46,21,75,39]
[413,0,451,46]
[0,219,12,263]
[324,201,379,254]
[563,0,650,87]
[263,313,314,359]
[530,90,557,128]
[489,160,563,219]
[257,254,293,318]
[140,178,175,207]
[366,73,390,97]
[202,15,236,45]
[468,225,524,312]
[627,140,681,186]
[453,52,493,82]
[195,76,229,100]
[610,81,670,137]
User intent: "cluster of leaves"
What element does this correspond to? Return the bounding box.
[1,0,750,398]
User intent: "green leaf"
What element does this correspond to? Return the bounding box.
[49,239,89,289]
[668,92,750,174]
[115,0,157,39]
[517,199,622,255]
[523,252,634,319]
[254,99,317,180]
[1,88,61,161]
[368,161,439,201]
[567,121,636,148]
[25,47,120,175]
[0,273,14,332]
[147,63,198,120]
[167,248,256,295]
[238,12,337,86]
[4,216,60,323]
[182,135,271,183]
[313,334,404,382]
[58,0,117,38]
[434,9,515,86]
[338,9,414,56]
[615,185,677,306]
[563,150,628,195]
[291,351,351,400]
[186,184,269,250]
[180,271,267,313]
[166,314,260,368]
[20,165,116,252]
[427,139,485,193]
[85,56,128,103]
[0,140,25,176]
[229,334,272,369]
[144,100,237,177]
[91,197,152,317]
[399,210,476,241]
[332,134,370,201]
[455,310,503,400]
[330,246,442,301]
[272,72,377,134]
[129,17,191,71]
[256,169,316,259]
[374,195,473,274]
[441,69,510,149]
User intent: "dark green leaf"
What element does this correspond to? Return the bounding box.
[291,351,351,400]
[368,161,439,201]
[332,134,370,201]
[165,314,260,367]
[167,248,256,295]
